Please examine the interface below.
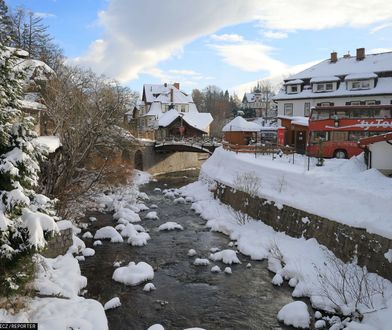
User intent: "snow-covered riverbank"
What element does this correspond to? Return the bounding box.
[202,147,392,239]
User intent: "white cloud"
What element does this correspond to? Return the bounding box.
[210,34,244,42]
[73,0,392,82]
[168,69,198,75]
[210,40,287,74]
[263,31,288,39]
[34,12,56,18]
[231,59,321,96]
[370,22,392,34]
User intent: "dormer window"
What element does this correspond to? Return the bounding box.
[350,80,371,90]
[310,76,339,93]
[345,73,376,90]
[290,85,298,93]
[285,79,303,94]
[316,82,334,92]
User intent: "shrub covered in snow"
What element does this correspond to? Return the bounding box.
[277,301,310,329]
[0,45,58,293]
[112,261,154,286]
[158,222,184,231]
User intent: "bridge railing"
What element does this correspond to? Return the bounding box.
[222,141,295,156]
[155,136,222,146]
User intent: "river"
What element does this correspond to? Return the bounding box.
[80,170,297,330]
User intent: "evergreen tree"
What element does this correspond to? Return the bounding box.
[0,43,57,291]
[0,0,14,45]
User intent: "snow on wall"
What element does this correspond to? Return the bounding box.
[201,147,392,239]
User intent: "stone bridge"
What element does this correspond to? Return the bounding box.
[154,137,221,155]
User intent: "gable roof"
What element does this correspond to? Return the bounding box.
[287,52,392,81]
[158,110,213,133]
[222,116,261,132]
[143,84,193,104]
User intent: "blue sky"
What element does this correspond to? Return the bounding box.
[6,0,392,95]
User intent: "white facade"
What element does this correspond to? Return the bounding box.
[273,49,392,120]
[368,141,392,175]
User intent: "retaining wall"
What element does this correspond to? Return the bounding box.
[215,183,392,280]
[42,228,73,258]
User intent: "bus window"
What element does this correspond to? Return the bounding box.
[348,131,368,141]
[379,108,392,118]
[334,110,349,119]
[331,131,348,142]
[311,131,329,143]
[350,108,369,118]
[311,109,330,120]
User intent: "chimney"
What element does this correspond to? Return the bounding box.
[356,48,365,61]
[330,52,337,63]
[173,82,180,90]
[170,88,173,103]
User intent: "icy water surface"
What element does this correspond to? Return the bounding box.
[80,171,297,330]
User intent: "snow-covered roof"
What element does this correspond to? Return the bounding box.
[288,52,392,80]
[188,102,198,113]
[33,136,61,153]
[222,116,261,132]
[158,109,180,127]
[309,76,340,83]
[291,117,309,127]
[344,73,378,81]
[145,101,163,117]
[143,84,193,104]
[274,77,392,100]
[158,110,213,133]
[285,79,304,85]
[183,112,213,132]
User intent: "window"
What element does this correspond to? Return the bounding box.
[316,84,325,92]
[315,83,334,92]
[304,102,311,116]
[350,101,361,105]
[311,131,329,143]
[350,80,372,90]
[311,109,330,120]
[181,105,186,112]
[348,131,368,141]
[290,85,298,93]
[284,103,293,116]
[326,83,333,91]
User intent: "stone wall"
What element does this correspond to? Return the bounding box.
[215,183,392,280]
[42,228,73,258]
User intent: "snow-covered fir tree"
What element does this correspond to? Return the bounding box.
[0,43,58,275]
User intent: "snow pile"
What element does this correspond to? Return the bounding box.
[143,283,156,292]
[34,254,87,298]
[93,240,102,246]
[145,211,159,220]
[113,207,141,223]
[121,223,151,246]
[82,231,93,239]
[112,261,154,286]
[188,249,197,257]
[94,226,123,243]
[158,222,184,231]
[104,297,121,310]
[211,265,221,273]
[82,248,95,257]
[148,325,165,330]
[32,136,61,153]
[137,203,149,211]
[209,250,241,265]
[224,267,232,274]
[193,258,210,266]
[277,301,310,329]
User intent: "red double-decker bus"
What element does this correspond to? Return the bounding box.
[307,105,392,158]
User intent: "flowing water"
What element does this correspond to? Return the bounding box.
[80,170,298,330]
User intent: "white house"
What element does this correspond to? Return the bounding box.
[273,48,392,120]
[130,83,213,138]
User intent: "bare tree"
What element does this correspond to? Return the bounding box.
[41,65,137,214]
[233,172,261,197]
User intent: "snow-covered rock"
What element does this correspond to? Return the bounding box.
[143,283,156,292]
[145,211,159,220]
[112,261,154,286]
[154,188,161,192]
[246,263,252,268]
[115,224,125,231]
[173,197,185,204]
[113,261,121,268]
[277,301,310,329]
[185,196,193,203]
[127,232,151,247]
[315,320,326,329]
[211,265,221,273]
[150,204,158,209]
[158,222,183,231]
[138,192,149,200]
[314,311,322,319]
[82,248,95,257]
[94,226,123,243]
[148,325,164,330]
[210,247,220,253]
[193,258,210,266]
[82,231,93,239]
[289,277,298,287]
[113,207,141,223]
[137,203,149,211]
[76,256,85,262]
[68,235,86,254]
[187,249,197,257]
[272,273,284,286]
[209,250,241,265]
[93,240,102,246]
[104,297,121,310]
[89,217,97,222]
[224,267,232,274]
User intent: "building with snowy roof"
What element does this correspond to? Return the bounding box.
[222,116,261,145]
[241,90,276,119]
[129,83,213,139]
[273,48,392,120]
